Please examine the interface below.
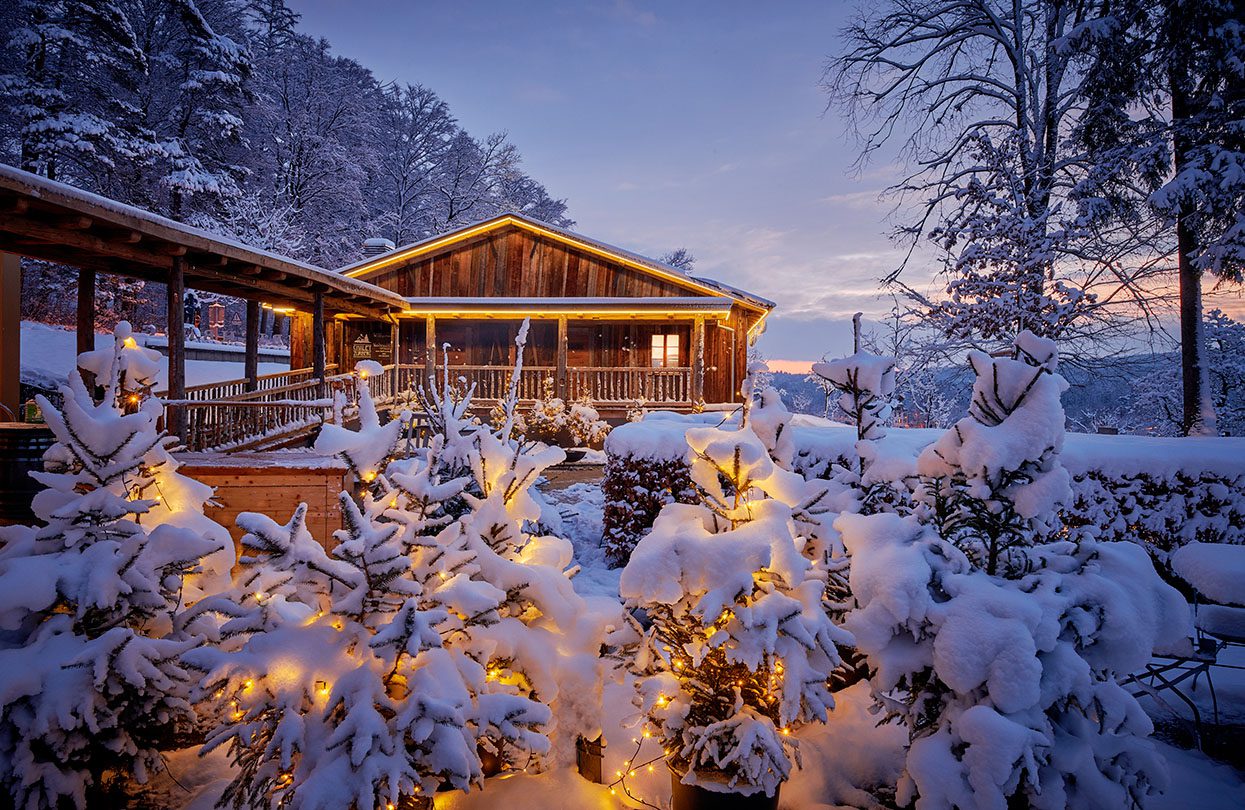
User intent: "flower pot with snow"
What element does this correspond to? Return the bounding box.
[668,762,781,810]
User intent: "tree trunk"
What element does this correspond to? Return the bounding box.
[1170,25,1217,436]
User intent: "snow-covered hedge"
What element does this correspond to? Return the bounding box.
[603,416,1245,565]
[601,414,714,566]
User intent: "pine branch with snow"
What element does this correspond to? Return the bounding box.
[315,360,412,490]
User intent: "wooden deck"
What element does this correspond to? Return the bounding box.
[164,363,694,453]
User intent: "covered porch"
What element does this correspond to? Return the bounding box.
[368,296,735,410]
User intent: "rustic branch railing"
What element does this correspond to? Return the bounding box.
[567,366,691,402]
[441,365,555,400]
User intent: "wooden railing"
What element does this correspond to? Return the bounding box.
[165,362,693,452]
[445,365,554,400]
[158,365,338,402]
[403,364,691,403]
[567,366,691,402]
[167,400,335,452]
[165,365,375,452]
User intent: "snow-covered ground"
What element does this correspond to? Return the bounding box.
[138,470,1245,808]
[18,321,287,394]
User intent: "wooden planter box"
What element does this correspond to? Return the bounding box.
[176,451,348,562]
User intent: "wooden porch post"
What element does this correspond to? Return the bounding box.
[76,267,95,359]
[556,315,568,400]
[166,258,186,439]
[424,315,437,386]
[244,298,260,392]
[1,254,20,419]
[691,315,705,403]
[389,318,399,373]
[312,290,326,378]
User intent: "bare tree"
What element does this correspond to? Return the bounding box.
[372,83,455,245]
[825,0,1169,366]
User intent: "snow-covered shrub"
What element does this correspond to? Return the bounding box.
[0,332,230,809]
[838,332,1189,810]
[436,421,608,767]
[621,422,852,798]
[405,347,609,768]
[1063,467,1245,554]
[567,397,611,449]
[602,417,700,566]
[516,377,611,449]
[315,359,412,488]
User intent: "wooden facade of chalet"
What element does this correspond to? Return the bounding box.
[289,214,774,409]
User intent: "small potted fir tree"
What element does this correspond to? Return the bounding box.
[620,422,851,808]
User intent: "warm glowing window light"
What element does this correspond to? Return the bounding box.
[650,333,680,368]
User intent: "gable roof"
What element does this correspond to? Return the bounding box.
[336,211,775,314]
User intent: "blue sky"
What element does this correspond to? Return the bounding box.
[290,0,919,368]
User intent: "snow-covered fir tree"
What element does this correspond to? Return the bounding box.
[811,313,899,514]
[836,331,1189,809]
[315,359,412,489]
[0,328,230,809]
[183,486,550,809]
[620,416,852,797]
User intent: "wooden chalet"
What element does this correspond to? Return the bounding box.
[0,164,773,465]
[314,213,774,411]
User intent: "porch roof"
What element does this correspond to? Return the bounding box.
[0,163,406,317]
[399,296,735,318]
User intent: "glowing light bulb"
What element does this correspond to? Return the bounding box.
[362,471,376,482]
[123,337,137,348]
[315,680,329,697]
[243,679,253,690]
[781,727,791,736]
[359,370,369,379]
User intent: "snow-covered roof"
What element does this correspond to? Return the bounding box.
[0,163,407,315]
[400,295,736,317]
[337,211,775,313]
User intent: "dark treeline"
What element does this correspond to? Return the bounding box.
[0,0,572,325]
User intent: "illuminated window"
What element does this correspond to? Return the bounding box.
[651,333,680,367]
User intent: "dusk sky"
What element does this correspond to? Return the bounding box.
[290,0,918,370]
